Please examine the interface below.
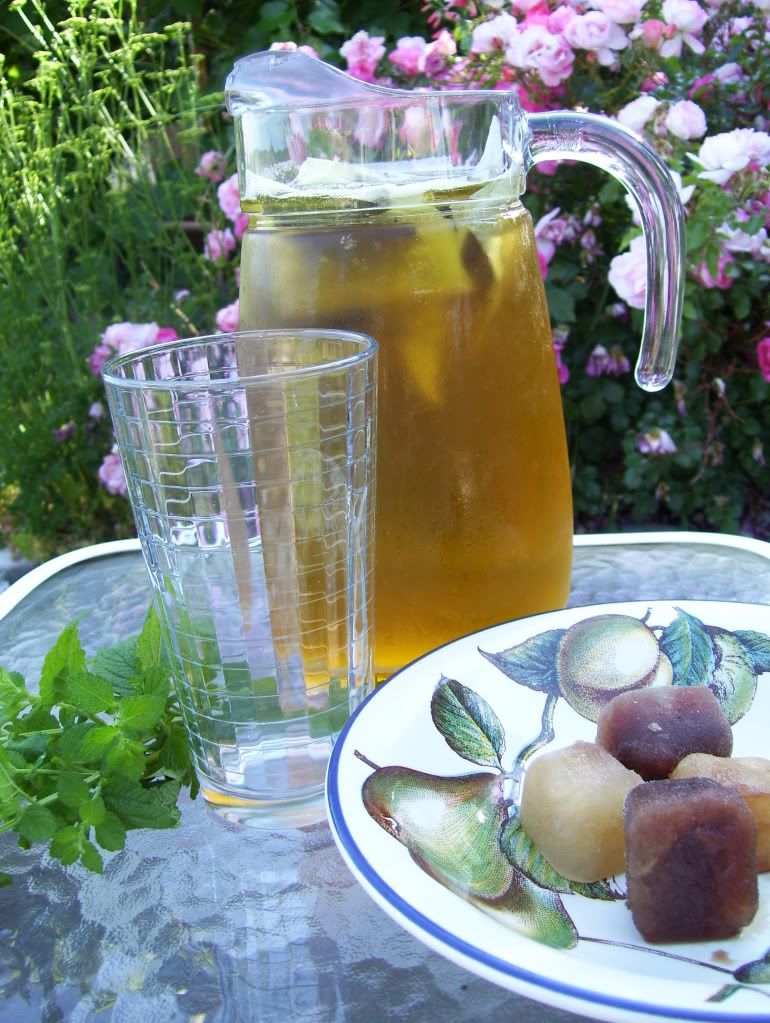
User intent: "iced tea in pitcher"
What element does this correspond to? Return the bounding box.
[239,193,572,675]
[227,52,684,678]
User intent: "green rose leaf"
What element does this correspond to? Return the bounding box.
[479,629,564,696]
[39,620,87,706]
[430,678,505,769]
[659,609,716,687]
[500,810,624,901]
[90,638,140,697]
[734,630,770,676]
[103,778,181,830]
[61,671,116,717]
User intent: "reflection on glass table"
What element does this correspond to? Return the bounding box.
[1,532,769,1023]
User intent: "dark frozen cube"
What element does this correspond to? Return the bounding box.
[597,686,732,780]
[624,777,758,943]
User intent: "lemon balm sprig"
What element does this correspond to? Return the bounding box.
[0,608,198,885]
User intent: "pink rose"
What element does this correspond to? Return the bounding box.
[216,299,240,333]
[421,30,456,76]
[616,95,659,133]
[505,26,575,87]
[631,18,670,48]
[591,0,646,23]
[388,36,427,75]
[548,5,577,33]
[692,248,734,289]
[98,445,127,497]
[637,427,677,455]
[340,31,386,82]
[608,234,647,309]
[586,344,612,376]
[664,100,707,140]
[660,0,708,57]
[217,173,241,222]
[563,12,628,64]
[204,228,236,262]
[471,13,520,52]
[195,150,227,183]
[695,129,770,185]
[269,41,319,57]
[757,337,770,383]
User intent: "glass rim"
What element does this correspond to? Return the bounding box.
[100,328,378,391]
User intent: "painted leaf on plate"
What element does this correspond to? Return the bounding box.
[734,949,770,984]
[479,629,564,696]
[430,677,505,768]
[500,810,624,902]
[734,630,770,676]
[706,628,757,724]
[659,609,716,688]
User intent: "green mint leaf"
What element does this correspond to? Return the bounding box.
[117,692,166,735]
[158,725,193,776]
[103,778,181,830]
[49,825,81,866]
[60,671,116,717]
[79,839,104,874]
[18,803,58,842]
[79,796,106,827]
[39,620,87,707]
[0,667,29,725]
[136,605,167,672]
[0,872,12,888]
[69,724,119,765]
[15,705,58,734]
[56,773,92,809]
[94,812,126,852]
[90,637,140,697]
[140,665,171,699]
[58,722,101,764]
[0,748,21,816]
[104,737,146,781]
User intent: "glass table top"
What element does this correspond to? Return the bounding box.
[1,533,769,1022]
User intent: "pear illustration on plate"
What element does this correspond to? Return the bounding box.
[362,764,513,900]
[358,753,577,949]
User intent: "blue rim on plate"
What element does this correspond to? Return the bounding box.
[326,599,770,1023]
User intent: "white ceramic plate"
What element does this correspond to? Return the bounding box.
[326,600,770,1023]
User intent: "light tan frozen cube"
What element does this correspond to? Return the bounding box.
[671,753,770,871]
[520,740,643,882]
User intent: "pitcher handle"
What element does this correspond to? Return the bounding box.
[527,111,685,393]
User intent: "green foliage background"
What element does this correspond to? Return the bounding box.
[0,0,768,562]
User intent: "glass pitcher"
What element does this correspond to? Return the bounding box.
[226,51,685,679]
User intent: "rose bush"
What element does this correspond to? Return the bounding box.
[1,0,768,560]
